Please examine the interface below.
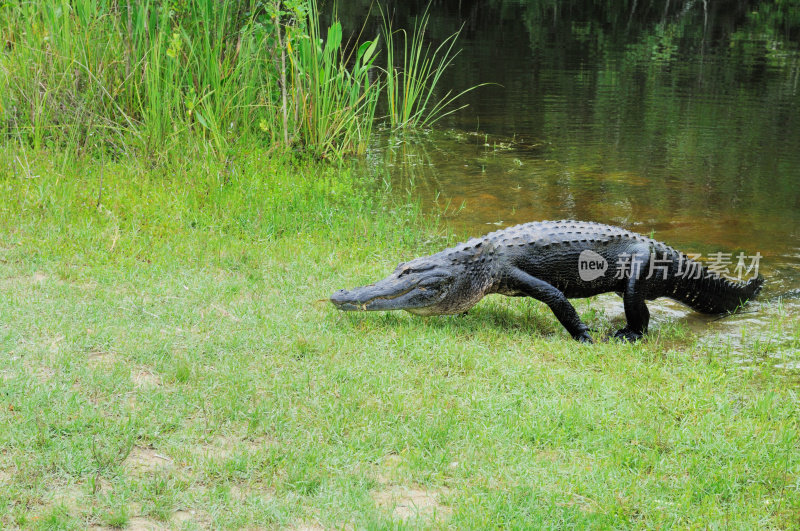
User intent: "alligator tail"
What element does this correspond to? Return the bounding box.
[672,264,765,314]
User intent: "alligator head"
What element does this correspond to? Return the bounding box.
[330,246,494,316]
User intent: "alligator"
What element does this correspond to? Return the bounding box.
[330,220,765,342]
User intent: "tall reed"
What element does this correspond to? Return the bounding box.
[0,0,266,157]
[382,9,484,130]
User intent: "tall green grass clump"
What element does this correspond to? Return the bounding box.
[382,9,483,129]
[0,0,262,157]
[0,0,381,160]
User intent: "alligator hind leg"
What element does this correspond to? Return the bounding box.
[505,268,593,343]
[614,250,651,342]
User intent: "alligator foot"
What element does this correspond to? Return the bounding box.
[612,327,643,342]
[574,330,594,344]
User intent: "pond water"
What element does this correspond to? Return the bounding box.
[336,1,800,358]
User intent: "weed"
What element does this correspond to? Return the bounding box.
[381,7,486,129]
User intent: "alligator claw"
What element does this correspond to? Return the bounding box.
[574,330,594,343]
[613,328,643,342]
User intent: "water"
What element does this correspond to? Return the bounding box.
[336,1,800,359]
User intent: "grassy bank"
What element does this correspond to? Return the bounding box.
[1,148,799,529]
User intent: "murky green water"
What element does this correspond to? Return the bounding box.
[337,1,800,357]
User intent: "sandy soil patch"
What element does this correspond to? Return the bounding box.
[125,446,174,475]
[0,271,48,288]
[375,454,404,485]
[172,508,212,527]
[193,433,274,462]
[371,454,451,522]
[372,485,452,521]
[124,516,168,530]
[132,368,161,388]
[84,350,161,389]
[288,522,326,531]
[87,349,119,368]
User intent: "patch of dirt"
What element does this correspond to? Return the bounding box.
[53,484,85,512]
[132,368,161,388]
[172,508,212,527]
[48,334,65,354]
[94,476,114,495]
[194,433,274,462]
[373,454,452,521]
[31,482,87,524]
[558,493,598,514]
[0,271,48,288]
[288,523,326,531]
[226,481,277,505]
[125,446,174,475]
[31,364,56,383]
[210,303,241,322]
[195,437,235,461]
[375,454,404,485]
[84,351,161,389]
[372,485,452,522]
[125,516,168,531]
[87,350,119,369]
[537,449,561,462]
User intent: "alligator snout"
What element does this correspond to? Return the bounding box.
[330,289,350,305]
[330,287,370,311]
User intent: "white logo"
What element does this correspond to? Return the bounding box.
[578,250,608,281]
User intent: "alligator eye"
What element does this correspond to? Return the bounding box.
[397,263,435,277]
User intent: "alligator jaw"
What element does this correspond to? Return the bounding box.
[330,285,419,312]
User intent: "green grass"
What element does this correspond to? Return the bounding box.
[3,2,796,528]
[1,147,799,529]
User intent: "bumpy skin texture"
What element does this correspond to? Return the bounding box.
[330,220,765,342]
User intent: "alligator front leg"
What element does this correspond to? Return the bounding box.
[614,250,651,342]
[505,268,593,343]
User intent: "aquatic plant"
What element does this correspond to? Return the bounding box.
[0,0,382,160]
[382,8,484,130]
